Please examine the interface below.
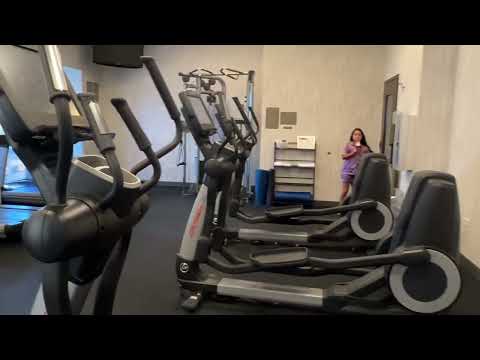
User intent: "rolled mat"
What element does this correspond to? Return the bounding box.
[255,169,270,207]
[275,191,313,204]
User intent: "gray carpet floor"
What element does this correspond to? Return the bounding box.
[0,187,479,315]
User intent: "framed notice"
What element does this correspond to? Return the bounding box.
[297,136,316,150]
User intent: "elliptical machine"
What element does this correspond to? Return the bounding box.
[179,89,393,251]
[0,46,182,315]
[186,74,394,248]
[171,72,463,314]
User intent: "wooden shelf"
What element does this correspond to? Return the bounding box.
[275,142,316,151]
[275,177,314,185]
[276,147,316,151]
[275,176,314,180]
[275,182,314,186]
[274,160,315,167]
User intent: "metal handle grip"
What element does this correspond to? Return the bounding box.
[141,56,181,122]
[39,45,68,94]
[111,98,152,151]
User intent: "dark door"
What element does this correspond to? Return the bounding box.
[380,75,399,190]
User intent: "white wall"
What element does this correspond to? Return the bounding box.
[97,45,263,182]
[413,46,458,172]
[448,45,480,267]
[384,45,480,266]
[384,45,424,115]
[383,46,458,191]
[259,45,386,201]
[93,45,387,202]
[384,45,424,196]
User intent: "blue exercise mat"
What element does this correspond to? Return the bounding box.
[275,191,313,204]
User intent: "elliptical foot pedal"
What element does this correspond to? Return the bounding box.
[250,247,309,268]
[181,292,203,311]
[265,205,304,219]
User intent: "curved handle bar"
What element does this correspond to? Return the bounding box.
[111,98,161,195]
[225,68,248,75]
[128,57,182,175]
[79,94,124,209]
[200,68,214,75]
[232,97,257,145]
[247,105,260,135]
[141,56,181,123]
[39,45,73,205]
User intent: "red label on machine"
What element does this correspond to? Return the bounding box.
[188,203,205,239]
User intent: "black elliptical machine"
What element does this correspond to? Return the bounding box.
[192,91,392,251]
[175,85,462,314]
[186,75,394,254]
[0,46,181,315]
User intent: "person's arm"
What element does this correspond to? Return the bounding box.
[341,144,357,159]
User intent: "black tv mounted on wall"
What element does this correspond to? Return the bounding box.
[92,45,144,69]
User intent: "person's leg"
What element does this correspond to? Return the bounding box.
[340,182,350,202]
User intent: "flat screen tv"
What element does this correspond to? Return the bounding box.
[93,45,144,68]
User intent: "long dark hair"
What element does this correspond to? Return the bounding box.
[350,128,371,152]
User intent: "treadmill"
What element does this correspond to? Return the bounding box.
[0,139,45,206]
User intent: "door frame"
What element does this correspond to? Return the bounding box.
[380,74,399,154]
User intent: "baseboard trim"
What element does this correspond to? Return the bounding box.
[151,182,336,208]
[152,181,197,190]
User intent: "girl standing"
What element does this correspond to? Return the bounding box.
[340,128,372,202]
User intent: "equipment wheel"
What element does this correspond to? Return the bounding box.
[388,249,461,314]
[350,202,393,241]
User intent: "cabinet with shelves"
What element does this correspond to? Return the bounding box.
[273,142,316,201]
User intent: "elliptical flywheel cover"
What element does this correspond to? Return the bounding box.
[350,202,393,241]
[388,249,461,314]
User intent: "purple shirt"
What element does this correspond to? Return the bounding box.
[342,143,370,176]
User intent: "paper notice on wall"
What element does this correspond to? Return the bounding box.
[297,136,316,149]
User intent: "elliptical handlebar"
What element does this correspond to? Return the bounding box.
[123,57,182,176]
[141,56,181,122]
[247,105,260,135]
[40,45,69,93]
[78,94,124,209]
[110,98,161,195]
[232,97,257,145]
[220,68,248,80]
[38,45,73,206]
[215,103,247,152]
